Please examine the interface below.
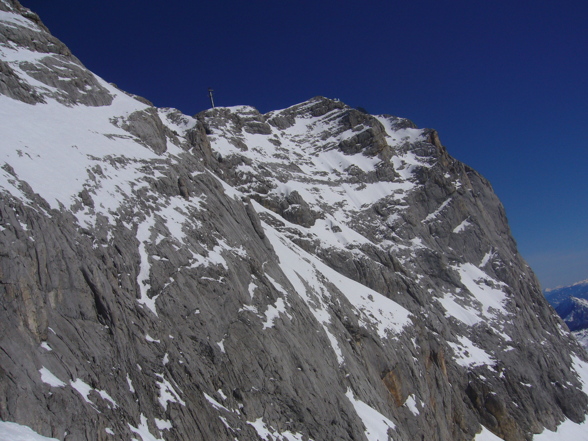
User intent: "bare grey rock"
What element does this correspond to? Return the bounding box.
[279,190,317,227]
[0,59,44,104]
[116,107,168,154]
[19,56,114,107]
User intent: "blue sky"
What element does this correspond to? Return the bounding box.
[23,0,587,289]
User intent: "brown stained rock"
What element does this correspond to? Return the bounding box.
[178,177,190,199]
[382,369,407,407]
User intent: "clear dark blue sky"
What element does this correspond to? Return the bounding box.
[23,0,587,289]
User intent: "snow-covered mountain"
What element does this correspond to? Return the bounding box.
[1,1,588,440]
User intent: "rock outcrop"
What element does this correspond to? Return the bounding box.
[1,2,588,441]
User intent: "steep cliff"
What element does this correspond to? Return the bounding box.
[1,1,588,440]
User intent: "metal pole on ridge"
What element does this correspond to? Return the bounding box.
[208,88,215,108]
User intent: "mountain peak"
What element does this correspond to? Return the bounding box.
[1,4,588,441]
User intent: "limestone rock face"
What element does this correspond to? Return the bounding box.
[1,2,588,441]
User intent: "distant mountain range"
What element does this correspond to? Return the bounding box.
[545,279,588,307]
[555,297,588,332]
[545,280,588,348]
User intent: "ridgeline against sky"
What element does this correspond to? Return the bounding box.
[23,0,588,288]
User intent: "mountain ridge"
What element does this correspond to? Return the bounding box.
[1,1,588,440]
[545,279,588,293]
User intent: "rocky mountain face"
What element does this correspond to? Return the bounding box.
[1,1,588,441]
